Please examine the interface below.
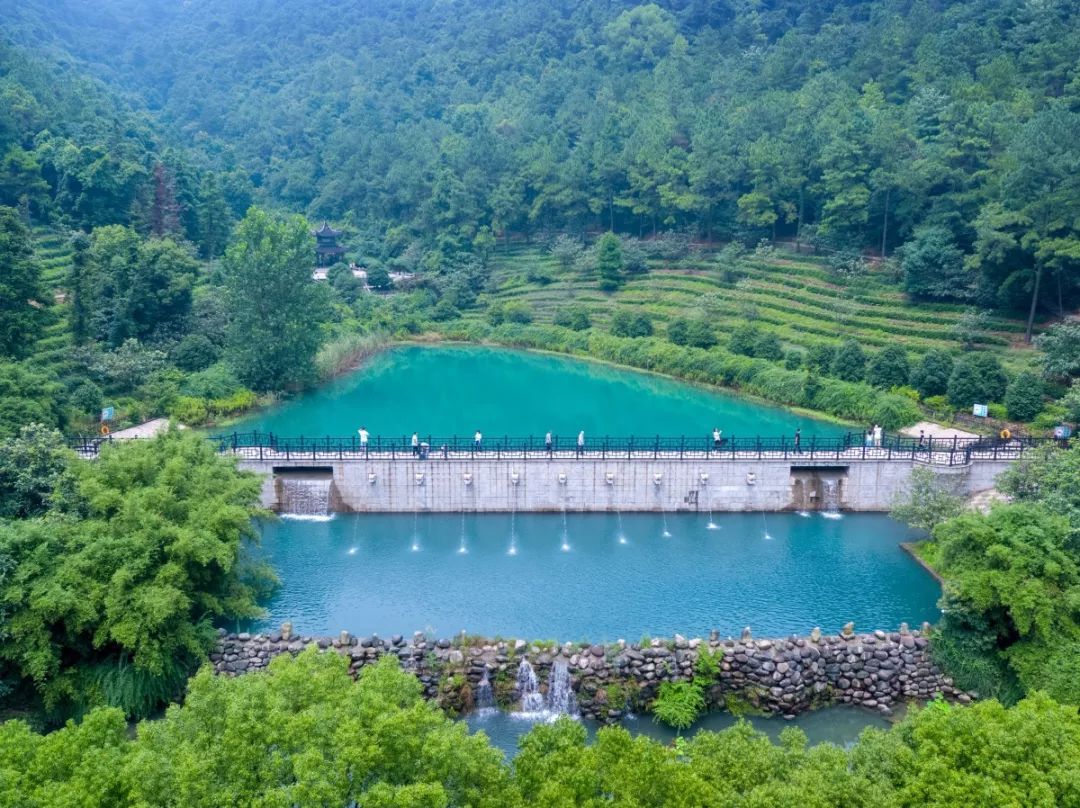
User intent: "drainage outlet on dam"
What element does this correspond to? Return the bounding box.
[790,466,847,512]
[273,466,336,516]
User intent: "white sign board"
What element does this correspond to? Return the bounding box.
[972,404,988,417]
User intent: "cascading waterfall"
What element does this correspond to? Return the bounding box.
[475,668,496,715]
[512,659,578,721]
[821,479,843,520]
[515,659,544,714]
[279,478,333,521]
[546,662,578,717]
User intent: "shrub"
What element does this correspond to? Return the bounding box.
[667,317,690,345]
[610,310,652,338]
[182,364,244,399]
[1005,372,1043,421]
[729,324,759,357]
[169,396,209,425]
[871,392,922,430]
[70,380,104,415]
[366,266,392,290]
[947,354,1008,408]
[171,334,220,372]
[830,339,866,382]
[430,298,460,321]
[911,350,954,398]
[753,332,783,361]
[806,343,836,374]
[553,307,591,331]
[867,345,909,389]
[784,351,803,370]
[685,319,717,349]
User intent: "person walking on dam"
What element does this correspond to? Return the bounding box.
[474,430,483,451]
[713,427,722,449]
[411,431,420,457]
[545,430,553,456]
[793,427,801,453]
[577,430,585,457]
[358,426,369,454]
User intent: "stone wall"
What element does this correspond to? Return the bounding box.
[212,623,971,722]
[246,456,1014,513]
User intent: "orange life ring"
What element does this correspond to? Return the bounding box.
[100,424,110,436]
[999,428,1011,440]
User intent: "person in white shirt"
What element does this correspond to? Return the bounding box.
[411,432,420,456]
[474,430,482,451]
[577,430,585,456]
[544,430,553,455]
[712,427,722,449]
[358,426,369,453]
[873,424,883,447]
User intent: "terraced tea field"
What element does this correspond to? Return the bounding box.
[472,245,1038,372]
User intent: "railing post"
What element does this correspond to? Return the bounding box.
[756,436,762,460]
[628,436,633,460]
[679,436,685,460]
[654,435,659,460]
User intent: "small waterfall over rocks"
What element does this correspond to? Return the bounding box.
[515,659,545,714]
[546,662,578,717]
[278,477,333,520]
[475,668,496,715]
[512,658,578,721]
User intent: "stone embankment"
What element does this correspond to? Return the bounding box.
[212,622,971,722]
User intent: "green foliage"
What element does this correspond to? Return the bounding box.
[890,466,964,535]
[222,208,326,391]
[998,443,1080,538]
[947,353,1008,408]
[806,343,836,375]
[170,334,220,372]
[0,429,271,718]
[933,503,1080,704]
[365,265,392,290]
[0,206,46,358]
[1035,322,1080,381]
[651,681,704,732]
[0,362,65,438]
[74,227,198,347]
[552,306,590,331]
[867,345,909,390]
[609,309,652,338]
[728,324,759,357]
[752,332,783,361]
[830,339,866,382]
[595,232,623,291]
[911,350,954,399]
[0,424,76,520]
[901,225,971,301]
[1004,372,1043,421]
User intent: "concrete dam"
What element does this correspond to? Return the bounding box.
[224,433,1027,514]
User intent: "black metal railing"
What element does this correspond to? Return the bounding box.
[68,430,1049,465]
[67,430,1042,466]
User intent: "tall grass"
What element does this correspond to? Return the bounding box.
[315,332,390,380]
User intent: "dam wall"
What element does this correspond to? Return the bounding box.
[242,456,1014,513]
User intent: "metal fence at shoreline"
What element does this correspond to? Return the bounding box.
[69,431,1049,466]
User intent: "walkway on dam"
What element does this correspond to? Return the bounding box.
[204,431,1041,467]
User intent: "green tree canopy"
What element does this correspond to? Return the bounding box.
[0,429,271,718]
[222,208,326,391]
[0,206,46,358]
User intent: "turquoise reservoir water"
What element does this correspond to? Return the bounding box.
[235,345,844,439]
[249,512,938,640]
[465,705,893,759]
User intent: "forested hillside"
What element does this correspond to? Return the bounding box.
[8,0,1079,326]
